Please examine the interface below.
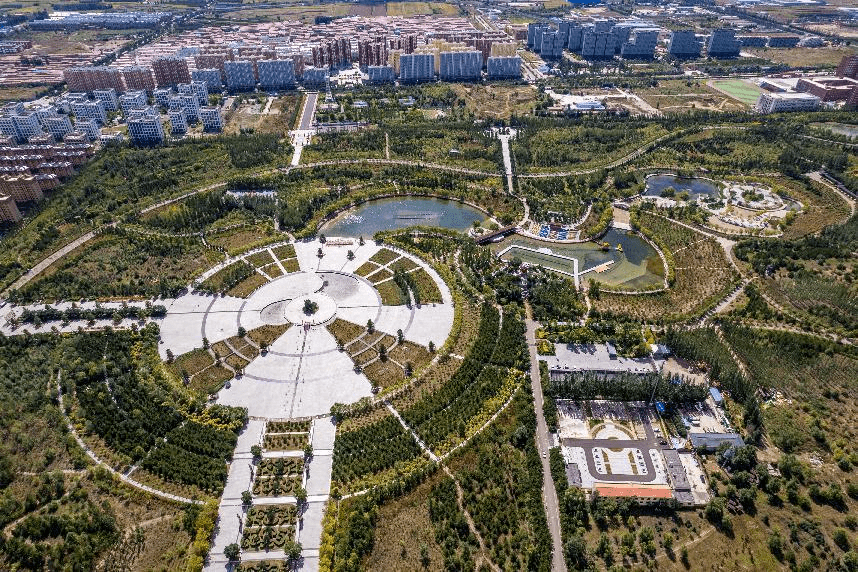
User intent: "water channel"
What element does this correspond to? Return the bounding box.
[493,228,664,290]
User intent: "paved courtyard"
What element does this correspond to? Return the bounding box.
[158,240,455,418]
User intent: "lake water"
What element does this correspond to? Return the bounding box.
[644,175,721,201]
[494,228,663,290]
[816,122,858,139]
[321,197,485,238]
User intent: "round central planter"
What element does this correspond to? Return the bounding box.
[283,292,337,326]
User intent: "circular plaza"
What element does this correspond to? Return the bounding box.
[156,239,454,419]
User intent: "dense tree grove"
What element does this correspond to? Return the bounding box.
[399,305,506,447]
[13,227,212,302]
[60,328,245,492]
[448,393,552,571]
[139,190,277,233]
[224,133,291,169]
[2,480,120,570]
[736,214,858,275]
[0,335,79,531]
[331,416,422,487]
[547,372,708,404]
[322,464,437,572]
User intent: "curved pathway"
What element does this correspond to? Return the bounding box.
[285,158,501,178]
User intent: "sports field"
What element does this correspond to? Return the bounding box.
[708,79,763,106]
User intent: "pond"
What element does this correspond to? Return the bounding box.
[321,197,485,238]
[814,122,858,139]
[493,228,664,290]
[644,174,721,201]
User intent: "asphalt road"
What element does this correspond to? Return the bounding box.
[299,91,318,130]
[525,307,567,572]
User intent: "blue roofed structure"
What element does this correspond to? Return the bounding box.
[709,387,724,406]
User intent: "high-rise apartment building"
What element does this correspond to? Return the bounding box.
[312,38,351,69]
[366,66,395,83]
[42,116,74,140]
[74,119,100,140]
[199,107,223,133]
[71,101,107,125]
[0,174,45,203]
[581,28,618,59]
[301,66,329,85]
[153,88,172,108]
[707,29,741,58]
[93,89,119,111]
[486,56,521,79]
[127,108,165,144]
[224,60,256,91]
[257,60,296,90]
[399,53,434,83]
[837,55,858,79]
[668,30,701,58]
[178,81,208,106]
[152,56,191,87]
[540,31,565,59]
[0,111,45,143]
[195,52,233,81]
[620,29,659,59]
[63,66,125,93]
[168,109,187,135]
[439,51,482,81]
[192,69,223,91]
[169,95,199,123]
[121,66,156,92]
[358,40,388,68]
[0,194,22,223]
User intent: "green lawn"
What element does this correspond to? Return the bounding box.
[709,79,763,106]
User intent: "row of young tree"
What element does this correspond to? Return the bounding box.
[735,212,858,275]
[664,327,764,443]
[399,304,499,431]
[15,303,166,326]
[62,328,245,491]
[331,416,422,486]
[435,393,552,571]
[546,371,708,405]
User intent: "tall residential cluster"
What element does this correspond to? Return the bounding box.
[529,19,661,60]
[527,19,747,61]
[0,102,95,222]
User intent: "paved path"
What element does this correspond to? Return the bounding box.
[384,400,438,462]
[285,158,500,178]
[4,230,97,296]
[524,308,567,572]
[298,92,318,131]
[205,419,265,571]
